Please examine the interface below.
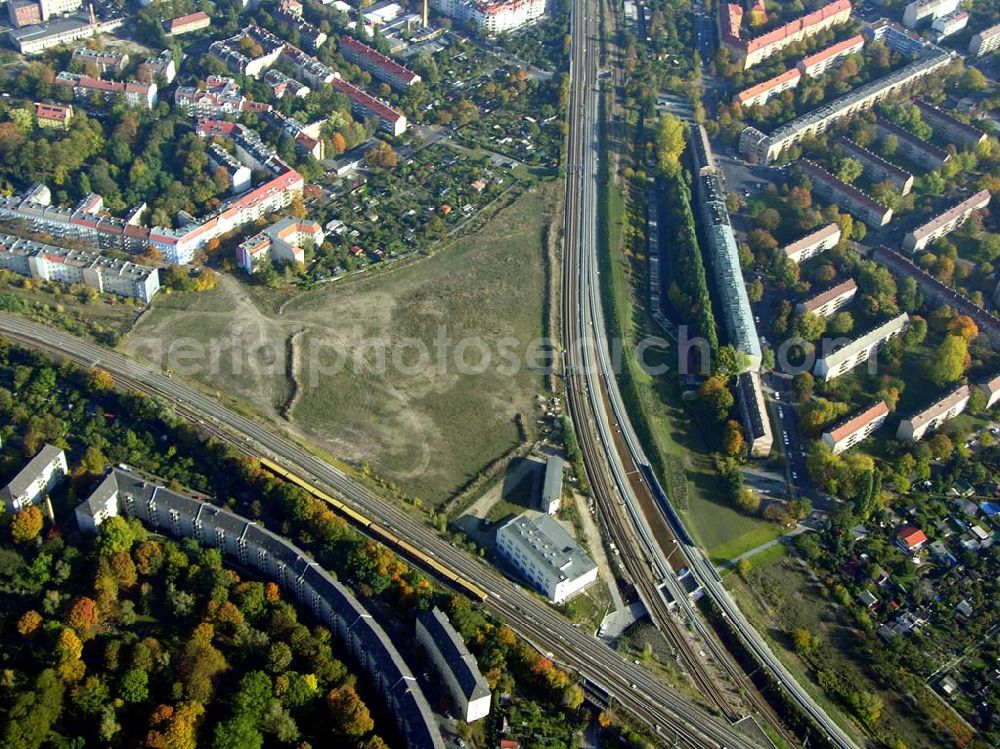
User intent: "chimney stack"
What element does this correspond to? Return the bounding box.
[422,0,428,27]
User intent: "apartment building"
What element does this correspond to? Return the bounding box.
[339,35,421,90]
[719,0,853,69]
[737,370,773,457]
[274,2,327,51]
[782,222,842,263]
[902,0,959,29]
[165,10,210,35]
[0,234,160,302]
[497,513,598,603]
[263,69,309,99]
[71,47,129,74]
[864,17,941,55]
[978,374,1000,410]
[874,117,950,170]
[281,44,339,86]
[821,400,889,453]
[931,10,967,41]
[902,189,992,253]
[7,0,41,27]
[415,608,491,723]
[797,160,893,228]
[813,312,909,381]
[175,76,273,119]
[695,170,762,371]
[913,99,987,149]
[55,72,158,109]
[34,101,73,129]
[896,384,970,441]
[137,50,177,85]
[330,77,407,136]
[797,278,858,317]
[207,143,252,193]
[209,25,286,79]
[237,216,323,273]
[741,53,951,163]
[796,34,865,78]
[431,0,547,35]
[0,444,67,514]
[969,23,1000,57]
[834,136,914,195]
[735,68,800,108]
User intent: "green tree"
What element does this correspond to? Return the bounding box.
[655,113,688,176]
[927,335,968,387]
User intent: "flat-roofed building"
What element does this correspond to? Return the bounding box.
[8,0,42,28]
[207,143,252,193]
[977,374,1000,410]
[913,99,987,149]
[415,608,491,723]
[798,279,858,317]
[496,513,598,603]
[814,312,909,381]
[737,370,773,457]
[969,23,1000,57]
[9,13,125,54]
[743,53,951,163]
[902,189,991,253]
[902,0,958,28]
[797,160,893,228]
[896,384,970,441]
[540,455,563,515]
[735,68,800,108]
[864,17,939,55]
[931,10,967,40]
[0,444,67,514]
[822,401,889,453]
[796,34,865,78]
[874,117,950,171]
[834,136,914,195]
[782,222,842,263]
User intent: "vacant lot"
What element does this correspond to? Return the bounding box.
[128,181,559,504]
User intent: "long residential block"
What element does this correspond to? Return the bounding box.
[497,513,597,603]
[874,117,950,171]
[902,0,958,29]
[0,444,66,514]
[913,99,987,149]
[782,222,841,263]
[932,10,968,41]
[339,35,421,90]
[822,400,889,453]
[737,370,773,457]
[796,34,865,78]
[813,312,909,381]
[75,468,445,749]
[797,160,892,228]
[740,52,952,163]
[735,68,800,108]
[834,136,914,195]
[415,608,491,723]
[896,384,970,441]
[330,77,407,136]
[902,189,991,253]
[0,234,160,302]
[431,0,547,34]
[969,23,1000,57]
[55,71,157,109]
[864,17,941,56]
[798,278,857,317]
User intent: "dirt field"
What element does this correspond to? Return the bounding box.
[127,181,560,504]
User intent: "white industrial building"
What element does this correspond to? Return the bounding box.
[821,401,889,454]
[497,513,597,603]
[813,313,909,381]
[0,444,67,514]
[896,385,970,441]
[415,608,491,723]
[540,455,564,514]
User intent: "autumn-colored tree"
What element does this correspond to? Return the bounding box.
[723,420,745,456]
[597,710,614,728]
[162,701,204,749]
[330,132,347,154]
[65,596,100,639]
[17,610,42,638]
[10,505,43,544]
[133,539,164,576]
[947,314,978,342]
[193,269,218,292]
[88,367,114,392]
[55,627,83,662]
[110,550,138,590]
[326,685,374,737]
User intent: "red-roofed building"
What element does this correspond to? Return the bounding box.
[822,401,889,454]
[166,11,210,35]
[797,34,865,77]
[720,0,853,69]
[735,68,800,107]
[339,36,421,90]
[35,101,73,129]
[897,526,928,552]
[330,77,407,136]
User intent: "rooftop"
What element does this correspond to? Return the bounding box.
[499,513,596,582]
[826,400,889,442]
[737,68,800,103]
[799,34,864,69]
[903,384,970,430]
[3,444,63,499]
[801,278,857,312]
[782,222,841,257]
[339,35,419,84]
[819,312,910,366]
[908,189,991,243]
[797,160,890,215]
[416,607,491,702]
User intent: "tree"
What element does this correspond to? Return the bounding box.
[699,376,734,422]
[10,505,43,544]
[65,596,100,638]
[54,627,83,662]
[88,368,114,391]
[795,311,826,342]
[927,335,968,387]
[597,710,614,728]
[119,668,149,703]
[836,158,863,184]
[326,685,373,737]
[213,713,262,749]
[17,610,42,638]
[734,487,761,514]
[655,113,687,176]
[960,67,987,93]
[723,420,745,456]
[827,311,853,336]
[947,314,978,342]
[363,142,397,170]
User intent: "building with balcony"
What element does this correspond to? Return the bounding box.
[737,370,773,457]
[796,34,865,78]
[813,312,909,381]
[896,385,970,441]
[822,400,889,453]
[431,0,547,35]
[339,35,421,90]
[209,25,286,79]
[874,117,951,170]
[833,136,914,195]
[913,99,987,149]
[330,77,407,136]
[931,10,967,41]
[797,160,893,228]
[415,608,491,723]
[55,72,158,109]
[237,216,323,273]
[1,444,66,514]
[902,189,991,253]
[496,513,597,603]
[797,278,857,317]
[735,68,801,108]
[782,222,842,263]
[71,47,129,74]
[969,23,1000,57]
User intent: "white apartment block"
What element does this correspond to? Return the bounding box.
[431,0,547,34]
[39,0,81,20]
[497,513,597,603]
[783,223,841,263]
[902,190,992,253]
[822,401,889,454]
[237,217,323,273]
[932,10,967,40]
[814,313,909,381]
[978,374,1000,410]
[902,0,958,29]
[415,608,491,723]
[1,444,67,514]
[896,385,970,441]
[797,279,857,317]
[969,23,1000,57]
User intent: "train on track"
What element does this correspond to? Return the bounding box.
[259,457,490,603]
